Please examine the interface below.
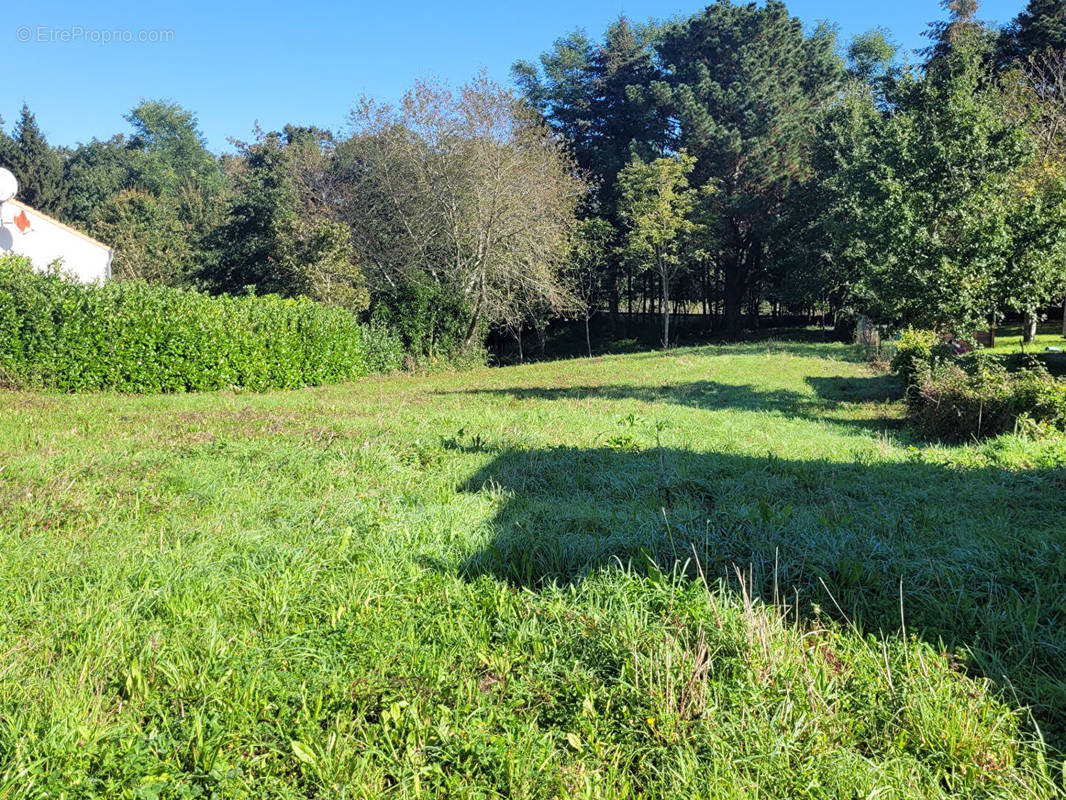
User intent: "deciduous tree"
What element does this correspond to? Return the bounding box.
[829,6,1066,335]
[89,188,189,283]
[341,75,584,344]
[568,217,614,356]
[206,127,368,313]
[618,152,698,347]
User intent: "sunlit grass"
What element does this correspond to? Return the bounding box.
[988,323,1066,353]
[0,340,1064,798]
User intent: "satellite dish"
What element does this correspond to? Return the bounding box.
[0,168,17,203]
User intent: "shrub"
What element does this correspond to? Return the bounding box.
[890,327,950,386]
[0,255,403,393]
[907,353,1066,441]
[370,281,483,364]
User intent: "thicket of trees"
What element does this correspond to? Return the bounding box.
[3,0,1066,355]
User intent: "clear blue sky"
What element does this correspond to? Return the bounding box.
[5,0,1026,153]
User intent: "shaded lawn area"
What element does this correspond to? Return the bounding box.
[1,339,1064,798]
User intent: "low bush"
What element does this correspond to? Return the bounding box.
[907,353,1066,441]
[0,255,403,392]
[889,327,951,386]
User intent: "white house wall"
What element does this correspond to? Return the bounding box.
[0,200,112,283]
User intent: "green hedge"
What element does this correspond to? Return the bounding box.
[0,255,403,392]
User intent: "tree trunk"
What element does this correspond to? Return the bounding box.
[606,260,620,339]
[1023,311,1038,344]
[1062,294,1065,337]
[516,331,524,363]
[723,258,746,335]
[584,315,592,358]
[626,268,633,318]
[661,265,671,349]
[722,225,754,335]
[464,301,483,347]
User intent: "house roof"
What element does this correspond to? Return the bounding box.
[3,198,113,251]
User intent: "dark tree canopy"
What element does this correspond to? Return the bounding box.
[999,0,1066,65]
[514,16,669,207]
[654,0,843,331]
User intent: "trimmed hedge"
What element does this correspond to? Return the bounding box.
[0,255,403,392]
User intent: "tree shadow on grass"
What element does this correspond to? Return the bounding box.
[600,339,872,363]
[440,376,905,436]
[805,374,903,404]
[453,440,1066,746]
[443,380,805,410]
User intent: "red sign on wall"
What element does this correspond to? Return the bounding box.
[13,209,30,233]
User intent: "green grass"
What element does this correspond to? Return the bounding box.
[1,340,1065,798]
[988,324,1066,354]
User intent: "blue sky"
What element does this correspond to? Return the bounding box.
[5,0,1025,152]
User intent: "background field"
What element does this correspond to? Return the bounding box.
[1,341,1065,798]
[989,324,1066,355]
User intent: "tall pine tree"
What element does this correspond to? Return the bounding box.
[998,0,1066,66]
[514,17,670,330]
[6,105,64,213]
[655,0,843,332]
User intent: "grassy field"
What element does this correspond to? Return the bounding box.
[2,340,1065,798]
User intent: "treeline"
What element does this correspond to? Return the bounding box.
[1,77,582,360]
[519,0,1066,346]
[3,0,1066,357]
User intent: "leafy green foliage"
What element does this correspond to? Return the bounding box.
[269,212,369,313]
[57,101,229,289]
[998,0,1066,67]
[59,136,135,225]
[846,27,900,95]
[343,76,582,346]
[618,153,699,346]
[87,188,191,283]
[370,280,477,361]
[890,327,951,386]
[818,20,1066,331]
[514,16,669,210]
[890,327,1066,441]
[207,128,369,313]
[567,217,615,355]
[655,1,843,332]
[0,255,399,392]
[908,353,1066,440]
[2,104,65,214]
[513,17,671,323]
[122,101,226,199]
